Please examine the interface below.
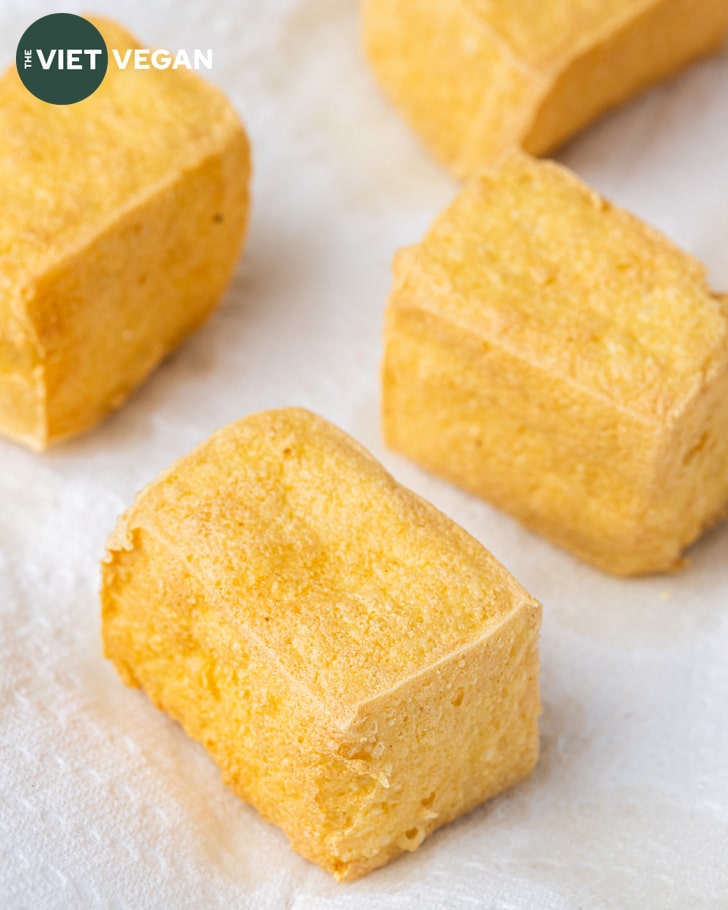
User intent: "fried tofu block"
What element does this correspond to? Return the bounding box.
[363,0,728,177]
[382,152,728,576]
[102,408,541,881]
[0,18,250,450]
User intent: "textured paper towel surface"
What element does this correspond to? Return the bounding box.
[1,2,727,908]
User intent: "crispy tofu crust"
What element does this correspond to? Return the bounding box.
[363,0,728,177]
[0,18,251,450]
[382,151,728,575]
[102,408,541,880]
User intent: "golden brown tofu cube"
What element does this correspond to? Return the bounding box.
[0,18,250,450]
[102,408,541,881]
[382,152,728,575]
[363,0,728,177]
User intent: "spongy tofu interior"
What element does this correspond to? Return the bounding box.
[103,409,541,879]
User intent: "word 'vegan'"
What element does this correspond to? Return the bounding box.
[112,48,213,70]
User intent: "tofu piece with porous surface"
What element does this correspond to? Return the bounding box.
[382,152,728,576]
[363,0,728,177]
[102,408,541,881]
[0,17,250,450]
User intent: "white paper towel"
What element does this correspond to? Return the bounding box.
[1,2,727,907]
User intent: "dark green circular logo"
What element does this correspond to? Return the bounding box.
[16,14,108,105]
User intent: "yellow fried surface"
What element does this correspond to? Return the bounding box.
[0,18,250,449]
[466,0,655,68]
[383,152,728,574]
[103,408,541,880]
[364,0,728,175]
[419,153,726,421]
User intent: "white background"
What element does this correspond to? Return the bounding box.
[1,2,727,907]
